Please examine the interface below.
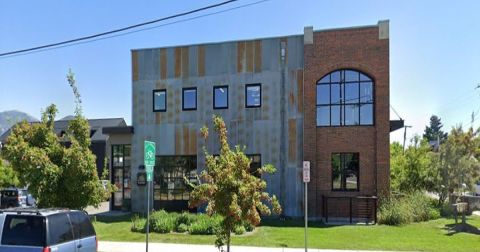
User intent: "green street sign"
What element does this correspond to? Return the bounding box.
[146,172,152,182]
[144,141,156,167]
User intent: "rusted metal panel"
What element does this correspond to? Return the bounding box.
[297,69,304,113]
[189,128,197,155]
[254,40,262,73]
[197,45,205,77]
[236,41,245,73]
[155,113,161,124]
[174,47,182,78]
[183,125,189,154]
[160,48,167,80]
[132,51,139,81]
[175,126,181,154]
[288,119,297,162]
[181,47,189,78]
[246,41,254,72]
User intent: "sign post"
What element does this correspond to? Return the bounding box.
[144,141,155,252]
[303,161,310,252]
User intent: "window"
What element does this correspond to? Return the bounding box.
[47,214,74,245]
[182,87,197,110]
[112,145,132,210]
[246,154,261,178]
[153,89,166,112]
[332,153,359,191]
[245,84,261,108]
[213,86,228,109]
[154,156,196,201]
[2,215,45,247]
[316,70,374,126]
[70,212,95,239]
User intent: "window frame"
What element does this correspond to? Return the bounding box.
[182,87,197,111]
[152,89,167,112]
[316,69,375,127]
[245,83,262,108]
[213,85,229,109]
[331,153,360,192]
[154,155,197,201]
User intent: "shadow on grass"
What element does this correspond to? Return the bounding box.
[93,213,132,223]
[443,222,480,236]
[260,219,338,229]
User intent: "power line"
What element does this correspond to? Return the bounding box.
[0,0,270,59]
[0,0,239,57]
[390,104,402,120]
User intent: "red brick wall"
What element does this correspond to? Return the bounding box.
[303,26,390,218]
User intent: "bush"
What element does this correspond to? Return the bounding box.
[243,222,255,232]
[378,198,412,225]
[176,212,197,226]
[189,214,222,235]
[131,215,146,233]
[150,210,177,233]
[177,223,189,233]
[233,225,246,235]
[378,191,441,225]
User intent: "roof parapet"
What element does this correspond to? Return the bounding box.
[378,20,389,40]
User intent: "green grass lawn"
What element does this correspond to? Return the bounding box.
[93,215,480,252]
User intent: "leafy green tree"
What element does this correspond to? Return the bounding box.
[423,115,448,143]
[189,115,281,252]
[390,136,434,193]
[429,126,480,205]
[2,71,106,209]
[0,159,19,188]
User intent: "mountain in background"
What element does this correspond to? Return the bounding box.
[0,110,39,136]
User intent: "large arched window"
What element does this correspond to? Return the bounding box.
[316,69,374,126]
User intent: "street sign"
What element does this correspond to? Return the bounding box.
[143,140,155,252]
[303,161,310,183]
[144,141,156,167]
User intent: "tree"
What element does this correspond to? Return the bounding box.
[2,70,106,209]
[189,115,281,252]
[423,115,448,143]
[390,136,434,193]
[0,159,19,188]
[429,126,480,205]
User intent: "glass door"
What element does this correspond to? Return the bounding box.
[113,168,123,208]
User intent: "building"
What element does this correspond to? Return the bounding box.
[0,118,127,178]
[108,21,395,221]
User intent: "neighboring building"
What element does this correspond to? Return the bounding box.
[108,21,395,221]
[0,118,127,178]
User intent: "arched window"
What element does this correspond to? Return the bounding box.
[316,69,374,126]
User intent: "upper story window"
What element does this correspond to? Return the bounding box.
[153,89,166,112]
[182,87,197,111]
[316,69,374,126]
[213,86,228,109]
[245,84,261,108]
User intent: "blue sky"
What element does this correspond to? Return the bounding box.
[1,0,479,143]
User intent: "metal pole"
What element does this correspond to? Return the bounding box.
[146,179,150,252]
[304,181,308,252]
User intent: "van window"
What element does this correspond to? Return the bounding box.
[70,212,95,239]
[47,214,74,245]
[1,215,45,247]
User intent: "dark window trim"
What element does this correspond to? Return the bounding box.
[153,89,167,112]
[182,87,197,111]
[154,155,197,202]
[331,152,360,192]
[213,85,229,110]
[245,83,262,108]
[316,69,375,127]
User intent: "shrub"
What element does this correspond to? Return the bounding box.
[176,212,197,226]
[149,210,177,233]
[378,198,412,225]
[406,191,436,222]
[189,214,222,235]
[243,222,255,232]
[131,215,146,233]
[234,225,246,235]
[177,223,189,233]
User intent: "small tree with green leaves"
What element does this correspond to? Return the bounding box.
[0,159,19,188]
[2,70,109,209]
[189,115,281,252]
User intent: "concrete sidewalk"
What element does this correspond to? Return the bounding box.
[98,241,387,252]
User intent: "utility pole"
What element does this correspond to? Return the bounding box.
[402,125,412,153]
